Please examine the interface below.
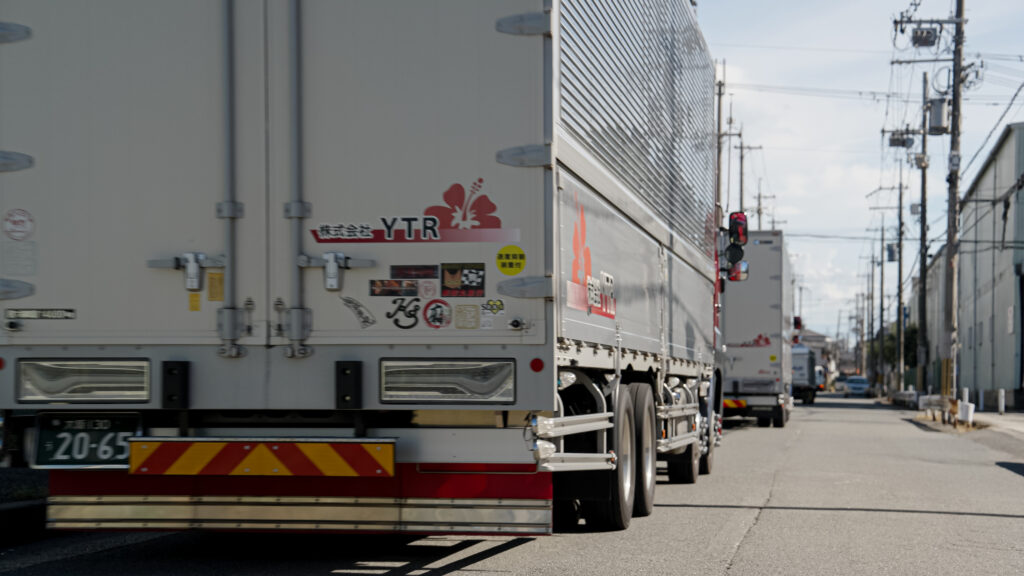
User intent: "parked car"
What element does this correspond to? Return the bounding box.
[844,376,870,397]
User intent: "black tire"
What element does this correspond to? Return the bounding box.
[582,384,635,531]
[699,417,714,475]
[773,407,787,428]
[809,391,817,405]
[666,440,699,484]
[629,383,656,517]
[757,417,770,427]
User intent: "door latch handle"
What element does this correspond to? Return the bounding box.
[147,252,225,292]
[298,252,376,291]
[182,253,203,291]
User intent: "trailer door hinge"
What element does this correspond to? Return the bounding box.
[496,11,551,36]
[216,201,245,219]
[284,201,311,219]
[217,307,247,341]
[285,307,313,342]
[298,252,376,291]
[147,252,225,292]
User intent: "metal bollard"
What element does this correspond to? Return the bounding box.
[998,389,1005,415]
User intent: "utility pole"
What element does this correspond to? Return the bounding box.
[876,139,912,394]
[770,215,787,231]
[880,215,886,392]
[893,0,965,399]
[897,163,905,393]
[756,179,775,231]
[919,72,930,393]
[715,67,725,225]
[869,204,899,391]
[868,256,875,381]
[736,141,762,213]
[718,78,741,218]
[854,296,863,374]
[946,0,965,400]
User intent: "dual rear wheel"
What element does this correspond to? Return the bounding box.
[578,381,708,530]
[583,382,659,530]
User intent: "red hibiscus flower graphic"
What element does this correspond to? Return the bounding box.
[424,178,501,229]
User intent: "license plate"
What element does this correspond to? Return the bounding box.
[35,413,141,468]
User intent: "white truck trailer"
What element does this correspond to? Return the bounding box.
[721,230,794,427]
[0,0,722,534]
[791,343,817,404]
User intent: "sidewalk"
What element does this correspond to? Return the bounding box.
[972,410,1024,439]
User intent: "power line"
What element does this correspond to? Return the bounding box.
[973,52,1024,63]
[710,42,890,55]
[962,79,1024,176]
[729,82,1016,105]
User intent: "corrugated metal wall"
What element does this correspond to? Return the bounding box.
[958,124,1021,403]
[559,0,715,262]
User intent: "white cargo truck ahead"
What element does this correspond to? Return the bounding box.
[792,344,818,404]
[0,1,722,534]
[721,230,794,427]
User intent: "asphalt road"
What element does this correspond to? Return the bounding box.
[3,394,1024,575]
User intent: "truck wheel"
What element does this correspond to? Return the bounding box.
[699,422,714,475]
[629,383,656,517]
[583,384,635,530]
[773,407,787,428]
[809,391,816,405]
[666,440,699,484]
[757,417,770,428]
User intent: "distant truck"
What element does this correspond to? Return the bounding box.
[721,230,794,427]
[792,344,817,404]
[0,0,729,534]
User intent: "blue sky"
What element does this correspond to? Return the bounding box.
[696,0,1024,344]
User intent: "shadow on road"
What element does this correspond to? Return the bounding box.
[903,417,942,433]
[654,502,1024,520]
[6,532,534,576]
[996,461,1024,479]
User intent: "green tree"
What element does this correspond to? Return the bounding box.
[880,325,919,368]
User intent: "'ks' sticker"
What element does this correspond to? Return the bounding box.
[387,297,421,329]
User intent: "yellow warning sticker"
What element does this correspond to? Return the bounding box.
[497,245,526,276]
[189,293,201,312]
[770,355,777,362]
[208,272,224,302]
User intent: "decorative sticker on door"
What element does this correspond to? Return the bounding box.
[311,179,519,243]
[496,245,526,276]
[441,263,485,297]
[370,280,419,297]
[566,193,616,319]
[341,296,376,329]
[423,299,452,329]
